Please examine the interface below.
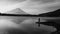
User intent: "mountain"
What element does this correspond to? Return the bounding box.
[39,9,60,17]
[2,8,29,14]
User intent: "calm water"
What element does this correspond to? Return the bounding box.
[0,16,56,34]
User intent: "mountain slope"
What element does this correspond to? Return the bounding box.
[3,8,28,14]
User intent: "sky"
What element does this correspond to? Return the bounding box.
[18,0,60,15]
[0,0,60,15]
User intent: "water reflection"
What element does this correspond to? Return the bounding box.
[0,16,57,34]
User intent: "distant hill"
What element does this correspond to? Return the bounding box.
[2,8,28,14]
[39,9,60,17]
